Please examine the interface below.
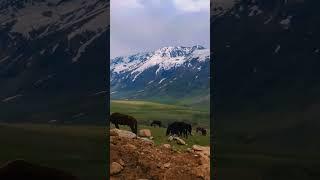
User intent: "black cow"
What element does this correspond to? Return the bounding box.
[110,112,138,134]
[150,120,162,127]
[166,122,192,138]
[196,127,207,136]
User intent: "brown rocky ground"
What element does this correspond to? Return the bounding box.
[110,129,210,180]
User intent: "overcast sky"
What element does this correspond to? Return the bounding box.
[111,0,210,58]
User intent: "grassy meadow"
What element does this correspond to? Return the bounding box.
[110,99,210,150]
[0,123,107,180]
[110,100,210,128]
[110,124,210,151]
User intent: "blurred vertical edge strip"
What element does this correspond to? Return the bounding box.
[106,0,111,178]
[210,0,215,179]
[0,0,110,178]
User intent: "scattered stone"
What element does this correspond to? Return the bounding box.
[174,137,186,145]
[149,136,154,140]
[163,144,171,149]
[139,129,152,137]
[123,144,137,151]
[172,148,178,152]
[193,146,210,158]
[168,136,174,142]
[109,129,119,136]
[139,137,154,144]
[110,128,136,139]
[186,148,193,153]
[110,136,116,144]
[192,145,205,151]
[110,162,123,175]
[110,131,210,179]
[164,163,171,168]
[118,159,125,166]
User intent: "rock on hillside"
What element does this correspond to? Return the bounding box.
[138,129,152,137]
[110,128,137,139]
[110,129,210,180]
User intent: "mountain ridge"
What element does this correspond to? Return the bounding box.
[110,45,210,106]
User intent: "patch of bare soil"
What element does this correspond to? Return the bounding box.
[110,131,210,180]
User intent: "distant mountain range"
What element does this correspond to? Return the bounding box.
[110,45,210,106]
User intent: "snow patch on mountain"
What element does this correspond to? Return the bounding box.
[1,0,107,40]
[248,5,263,16]
[280,16,292,29]
[111,45,210,80]
[72,31,104,62]
[159,78,167,84]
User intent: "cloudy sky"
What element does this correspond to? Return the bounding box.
[111,0,210,58]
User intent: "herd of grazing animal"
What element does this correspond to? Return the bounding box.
[110,112,207,138]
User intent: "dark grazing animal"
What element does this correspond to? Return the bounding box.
[166,122,192,138]
[186,123,192,136]
[110,112,138,134]
[0,160,77,180]
[196,127,207,136]
[150,120,162,127]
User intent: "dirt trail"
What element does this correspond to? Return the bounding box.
[110,129,210,180]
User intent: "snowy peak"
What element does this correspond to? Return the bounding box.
[111,45,210,75]
[154,45,205,58]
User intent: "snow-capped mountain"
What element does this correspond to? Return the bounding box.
[110,45,210,102]
[0,0,108,122]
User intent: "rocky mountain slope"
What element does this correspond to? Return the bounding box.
[0,0,109,123]
[109,128,210,180]
[110,45,210,104]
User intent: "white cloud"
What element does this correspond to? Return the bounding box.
[110,0,210,58]
[111,0,143,9]
[173,0,209,12]
[146,0,161,5]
